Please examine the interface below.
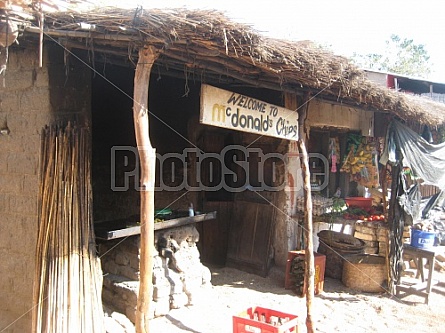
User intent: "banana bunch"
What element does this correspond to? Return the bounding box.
[341,142,377,182]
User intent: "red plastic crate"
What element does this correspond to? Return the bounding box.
[233,306,299,333]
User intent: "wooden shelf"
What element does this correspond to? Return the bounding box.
[95,211,217,240]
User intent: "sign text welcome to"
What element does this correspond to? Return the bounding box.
[200,84,298,140]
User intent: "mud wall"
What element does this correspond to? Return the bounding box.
[0,43,91,332]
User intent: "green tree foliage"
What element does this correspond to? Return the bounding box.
[352,34,431,78]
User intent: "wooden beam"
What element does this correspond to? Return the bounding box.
[133,46,159,333]
[25,26,146,42]
[297,95,315,333]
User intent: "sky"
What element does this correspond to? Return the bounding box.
[119,0,445,82]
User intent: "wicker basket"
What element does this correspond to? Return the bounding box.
[342,254,387,293]
[317,230,365,251]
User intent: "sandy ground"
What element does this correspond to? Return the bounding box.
[146,264,445,333]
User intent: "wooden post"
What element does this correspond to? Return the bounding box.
[297,98,315,333]
[381,164,388,216]
[388,163,403,294]
[133,46,159,333]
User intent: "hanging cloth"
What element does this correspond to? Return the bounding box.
[381,120,445,190]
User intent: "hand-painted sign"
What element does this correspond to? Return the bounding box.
[200,84,299,140]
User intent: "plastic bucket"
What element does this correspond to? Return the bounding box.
[410,229,436,249]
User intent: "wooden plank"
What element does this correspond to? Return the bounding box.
[95,212,217,240]
[395,280,438,297]
[154,212,217,231]
[226,201,275,277]
[403,244,436,260]
[200,202,232,265]
[396,281,438,305]
[200,84,299,141]
[398,281,428,291]
[100,226,141,240]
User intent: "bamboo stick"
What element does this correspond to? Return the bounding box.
[34,125,104,333]
[55,128,64,333]
[33,127,49,333]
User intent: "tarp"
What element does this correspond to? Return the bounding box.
[381,120,445,190]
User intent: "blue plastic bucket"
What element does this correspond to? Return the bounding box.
[410,229,436,249]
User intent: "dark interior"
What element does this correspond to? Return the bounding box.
[91,62,285,271]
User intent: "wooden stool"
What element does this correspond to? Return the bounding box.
[396,244,437,304]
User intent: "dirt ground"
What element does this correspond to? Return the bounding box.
[143,262,445,333]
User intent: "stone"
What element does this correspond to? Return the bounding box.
[152,268,167,285]
[104,316,127,333]
[361,240,378,248]
[102,288,115,306]
[378,242,388,257]
[115,252,130,266]
[103,261,120,276]
[183,276,201,294]
[355,224,376,234]
[125,305,137,325]
[354,231,377,241]
[201,265,212,286]
[119,265,139,281]
[170,292,188,309]
[364,246,379,254]
[101,224,214,323]
[152,255,167,270]
[153,281,171,300]
[377,228,389,240]
[111,311,135,333]
[165,269,184,294]
[154,298,170,317]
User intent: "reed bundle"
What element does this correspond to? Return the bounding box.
[32,123,104,333]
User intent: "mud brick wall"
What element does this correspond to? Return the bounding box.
[0,44,91,333]
[354,221,389,257]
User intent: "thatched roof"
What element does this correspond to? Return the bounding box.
[5,5,445,126]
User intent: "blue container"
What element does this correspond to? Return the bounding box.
[410,229,436,249]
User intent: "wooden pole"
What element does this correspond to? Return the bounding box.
[133,46,159,333]
[38,5,44,68]
[381,164,388,216]
[297,98,315,333]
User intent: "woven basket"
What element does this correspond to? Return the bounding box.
[317,230,365,250]
[342,254,387,293]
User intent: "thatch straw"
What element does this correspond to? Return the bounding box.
[31,7,444,126]
[2,4,442,125]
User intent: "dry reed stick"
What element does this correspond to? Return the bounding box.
[33,125,105,333]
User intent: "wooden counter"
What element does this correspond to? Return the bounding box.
[94,211,217,240]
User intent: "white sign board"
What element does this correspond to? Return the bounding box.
[200,84,299,141]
